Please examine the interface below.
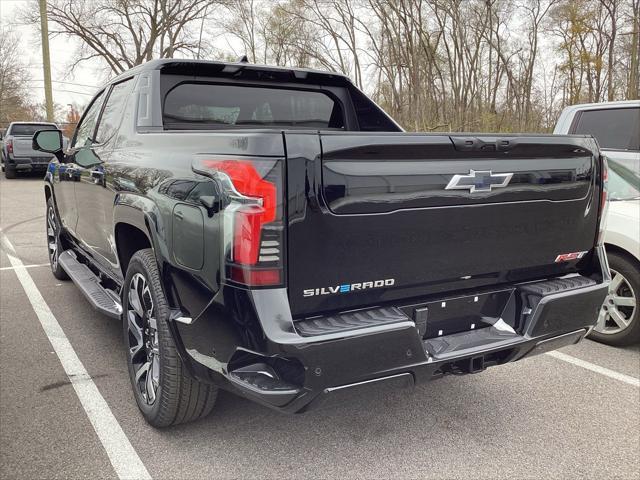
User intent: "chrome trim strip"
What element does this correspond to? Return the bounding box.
[174,316,193,325]
[324,372,414,393]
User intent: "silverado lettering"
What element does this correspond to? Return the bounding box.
[303,279,395,297]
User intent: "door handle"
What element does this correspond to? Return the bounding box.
[174,211,184,220]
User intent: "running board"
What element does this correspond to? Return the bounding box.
[58,251,122,319]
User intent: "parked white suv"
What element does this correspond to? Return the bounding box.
[555,101,640,345]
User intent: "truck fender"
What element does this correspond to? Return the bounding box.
[113,194,174,294]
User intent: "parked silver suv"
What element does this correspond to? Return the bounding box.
[1,122,59,179]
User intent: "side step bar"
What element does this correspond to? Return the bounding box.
[58,251,122,319]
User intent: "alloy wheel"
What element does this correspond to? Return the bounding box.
[126,273,160,405]
[46,204,59,271]
[596,269,637,335]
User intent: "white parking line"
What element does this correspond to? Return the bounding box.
[0,232,151,480]
[0,263,48,271]
[547,350,640,388]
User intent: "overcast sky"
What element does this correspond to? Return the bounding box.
[1,0,105,110]
[0,0,566,118]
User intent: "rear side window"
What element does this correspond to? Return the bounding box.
[96,78,134,143]
[572,107,640,151]
[163,83,344,129]
[9,124,56,136]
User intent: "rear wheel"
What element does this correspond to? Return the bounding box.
[46,197,69,280]
[590,251,640,346]
[123,249,217,427]
[4,165,16,179]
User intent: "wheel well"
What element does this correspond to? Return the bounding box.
[115,223,152,274]
[604,243,640,270]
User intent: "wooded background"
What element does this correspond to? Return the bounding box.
[2,0,639,132]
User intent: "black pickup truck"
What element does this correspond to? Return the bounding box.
[34,59,610,427]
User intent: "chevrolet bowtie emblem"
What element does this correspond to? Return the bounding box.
[445,170,513,193]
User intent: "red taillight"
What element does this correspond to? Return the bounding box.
[202,160,277,224]
[6,139,13,154]
[194,157,284,287]
[202,160,277,265]
[229,266,281,285]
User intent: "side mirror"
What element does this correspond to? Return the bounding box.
[33,129,64,161]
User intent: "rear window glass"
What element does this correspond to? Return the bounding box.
[572,107,640,151]
[163,83,344,129]
[9,124,56,136]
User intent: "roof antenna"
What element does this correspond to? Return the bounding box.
[238,55,249,63]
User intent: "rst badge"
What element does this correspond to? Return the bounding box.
[445,169,513,193]
[555,251,588,262]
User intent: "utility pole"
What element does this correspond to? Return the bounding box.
[39,0,54,122]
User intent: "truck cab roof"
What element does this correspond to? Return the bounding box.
[8,121,58,127]
[108,58,351,89]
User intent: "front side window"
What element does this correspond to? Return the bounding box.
[572,107,640,151]
[96,78,134,143]
[73,90,106,148]
[163,83,344,129]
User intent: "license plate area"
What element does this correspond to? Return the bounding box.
[401,289,514,339]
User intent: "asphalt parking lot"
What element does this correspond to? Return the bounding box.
[1,173,639,480]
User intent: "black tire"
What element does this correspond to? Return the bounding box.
[4,165,16,179]
[123,249,217,427]
[46,197,69,280]
[589,251,640,346]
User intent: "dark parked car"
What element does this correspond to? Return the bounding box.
[36,59,610,427]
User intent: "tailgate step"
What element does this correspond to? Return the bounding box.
[424,326,521,360]
[58,251,122,319]
[295,306,408,337]
[519,274,596,310]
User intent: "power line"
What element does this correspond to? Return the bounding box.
[27,79,98,89]
[53,89,94,96]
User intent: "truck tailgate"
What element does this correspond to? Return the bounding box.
[13,136,52,157]
[285,132,601,318]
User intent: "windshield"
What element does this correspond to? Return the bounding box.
[9,124,56,136]
[608,158,640,201]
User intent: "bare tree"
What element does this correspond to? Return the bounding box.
[0,27,35,126]
[625,0,640,98]
[15,0,638,131]
[24,0,215,75]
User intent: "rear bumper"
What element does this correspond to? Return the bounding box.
[6,155,52,170]
[174,259,608,413]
